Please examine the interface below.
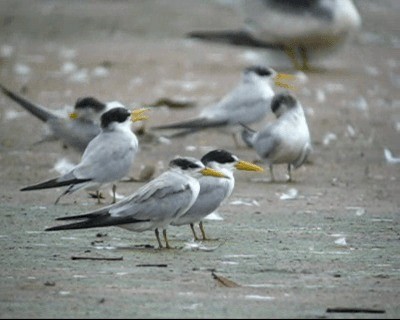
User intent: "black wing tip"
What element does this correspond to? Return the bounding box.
[151,118,203,130]
[0,83,17,95]
[55,214,90,221]
[44,220,94,231]
[19,182,57,192]
[0,83,19,99]
[45,226,62,231]
[186,30,279,49]
[0,82,9,92]
[20,178,92,192]
[152,117,228,131]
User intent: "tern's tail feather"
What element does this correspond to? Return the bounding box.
[0,83,58,122]
[46,211,150,231]
[240,122,257,148]
[20,177,91,191]
[152,117,226,131]
[187,30,279,49]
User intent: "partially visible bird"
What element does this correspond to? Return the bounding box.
[241,92,312,181]
[0,83,117,153]
[151,65,294,147]
[45,156,228,249]
[171,149,264,241]
[20,106,149,204]
[188,0,362,71]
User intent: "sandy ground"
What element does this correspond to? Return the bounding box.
[0,0,399,318]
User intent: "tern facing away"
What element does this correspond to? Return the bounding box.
[45,156,228,249]
[151,66,294,147]
[241,92,312,182]
[20,106,149,204]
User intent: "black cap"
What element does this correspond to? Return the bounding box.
[100,107,131,128]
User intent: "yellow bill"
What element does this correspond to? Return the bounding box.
[69,112,79,120]
[201,167,229,178]
[235,160,264,172]
[275,72,297,91]
[131,108,150,122]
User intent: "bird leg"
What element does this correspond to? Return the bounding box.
[287,164,292,182]
[199,221,208,241]
[54,186,73,205]
[232,133,242,149]
[298,46,311,71]
[87,190,105,202]
[54,192,65,205]
[96,190,102,204]
[269,165,275,182]
[283,46,302,70]
[155,228,163,249]
[190,223,200,241]
[112,184,117,204]
[163,229,171,249]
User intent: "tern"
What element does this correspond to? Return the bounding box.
[45,156,228,249]
[188,0,361,70]
[171,149,264,240]
[152,66,294,147]
[20,106,149,204]
[0,83,117,153]
[241,92,312,181]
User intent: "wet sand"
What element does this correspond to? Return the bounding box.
[0,1,399,318]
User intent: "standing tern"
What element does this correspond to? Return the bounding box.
[151,66,294,147]
[171,149,264,241]
[241,92,312,181]
[20,106,149,204]
[45,156,228,249]
[0,83,115,153]
[188,0,361,70]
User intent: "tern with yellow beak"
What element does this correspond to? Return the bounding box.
[152,66,294,147]
[171,149,264,240]
[188,0,361,71]
[239,0,361,70]
[45,156,228,249]
[0,83,121,154]
[20,106,149,204]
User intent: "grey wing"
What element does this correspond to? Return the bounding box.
[253,126,281,160]
[20,170,90,191]
[50,118,100,153]
[74,132,136,181]
[110,172,194,222]
[205,83,271,125]
[184,180,228,217]
[293,141,312,169]
[46,173,195,230]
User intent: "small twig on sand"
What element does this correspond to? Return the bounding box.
[71,256,123,261]
[326,307,385,314]
[212,272,240,288]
